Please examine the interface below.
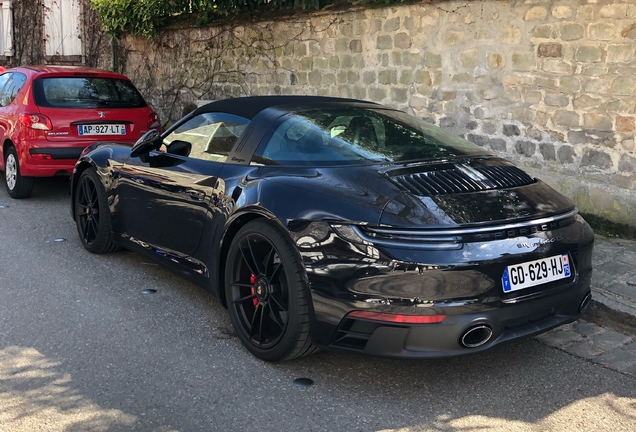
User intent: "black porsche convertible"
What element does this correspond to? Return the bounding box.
[71,96,594,361]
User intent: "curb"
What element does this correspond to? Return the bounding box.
[583,299,636,337]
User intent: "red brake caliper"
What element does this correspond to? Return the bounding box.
[250,274,259,307]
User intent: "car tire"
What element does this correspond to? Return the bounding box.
[225,219,319,361]
[4,146,34,199]
[74,168,120,254]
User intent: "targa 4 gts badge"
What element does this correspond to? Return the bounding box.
[517,236,563,249]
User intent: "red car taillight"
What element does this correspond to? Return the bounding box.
[147,112,160,129]
[19,113,53,131]
[346,310,446,324]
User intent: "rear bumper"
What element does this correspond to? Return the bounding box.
[325,282,590,358]
[18,139,135,177]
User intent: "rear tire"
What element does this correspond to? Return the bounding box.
[4,147,34,199]
[225,219,318,361]
[74,168,119,254]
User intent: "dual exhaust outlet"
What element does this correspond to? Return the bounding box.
[459,291,592,349]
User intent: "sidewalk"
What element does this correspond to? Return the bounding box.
[586,235,636,336]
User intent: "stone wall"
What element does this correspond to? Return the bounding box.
[121,0,636,227]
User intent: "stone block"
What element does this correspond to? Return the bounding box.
[503,124,520,136]
[399,70,412,85]
[583,65,608,76]
[545,93,569,107]
[404,52,422,67]
[391,87,408,103]
[482,122,497,134]
[300,57,313,71]
[452,73,471,83]
[378,69,397,85]
[505,88,522,101]
[538,43,562,58]
[525,6,547,21]
[415,70,432,85]
[444,31,464,44]
[391,51,403,66]
[466,120,479,130]
[619,154,636,172]
[347,71,360,85]
[577,5,595,21]
[525,90,542,104]
[540,143,556,160]
[488,52,504,69]
[541,59,572,74]
[467,134,490,146]
[341,55,353,68]
[490,138,507,152]
[575,45,602,62]
[617,116,636,133]
[607,44,635,63]
[552,6,572,19]
[353,55,365,69]
[622,139,635,151]
[322,73,336,86]
[349,40,362,53]
[588,23,615,41]
[329,56,340,69]
[533,24,552,39]
[409,94,428,110]
[560,77,580,93]
[460,49,479,68]
[439,117,456,128]
[424,52,442,68]
[296,43,307,57]
[515,140,536,157]
[376,35,393,50]
[384,17,400,32]
[335,38,349,53]
[552,110,580,127]
[581,149,612,169]
[599,4,636,19]
[574,95,603,110]
[394,33,411,49]
[611,77,636,96]
[560,23,585,41]
[363,71,376,85]
[368,87,386,102]
[512,107,536,122]
[557,145,576,163]
[585,78,610,94]
[421,8,440,26]
[308,71,322,86]
[500,26,521,44]
[512,52,536,71]
[584,113,613,131]
[535,76,558,89]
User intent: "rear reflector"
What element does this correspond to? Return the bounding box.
[148,112,160,129]
[31,153,53,160]
[347,310,446,324]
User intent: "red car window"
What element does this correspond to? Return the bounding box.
[33,77,147,109]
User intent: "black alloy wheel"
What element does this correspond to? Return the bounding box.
[4,146,34,199]
[225,219,318,361]
[74,168,119,254]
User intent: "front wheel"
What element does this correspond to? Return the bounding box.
[74,168,119,253]
[225,219,318,361]
[4,147,34,199]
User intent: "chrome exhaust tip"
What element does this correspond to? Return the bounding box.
[460,324,493,348]
[579,292,592,313]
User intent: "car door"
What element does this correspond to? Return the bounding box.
[115,112,250,256]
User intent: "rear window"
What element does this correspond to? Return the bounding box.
[33,77,147,109]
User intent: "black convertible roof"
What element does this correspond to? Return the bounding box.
[193,95,378,120]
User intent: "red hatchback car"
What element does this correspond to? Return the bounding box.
[0,65,160,198]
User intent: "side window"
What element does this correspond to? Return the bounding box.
[164,112,249,163]
[0,73,27,107]
[0,73,13,107]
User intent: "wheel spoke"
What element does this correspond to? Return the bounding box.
[89,217,99,238]
[231,282,255,288]
[246,237,265,275]
[264,247,275,278]
[232,293,257,304]
[268,303,285,329]
[239,243,259,276]
[270,263,283,284]
[249,304,261,338]
[82,218,91,241]
[258,302,265,346]
[270,292,287,314]
[81,179,92,203]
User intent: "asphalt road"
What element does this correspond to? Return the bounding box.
[1,177,635,432]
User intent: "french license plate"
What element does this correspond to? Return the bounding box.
[78,124,126,135]
[502,253,571,293]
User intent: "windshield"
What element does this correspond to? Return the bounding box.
[254,108,488,166]
[33,77,147,109]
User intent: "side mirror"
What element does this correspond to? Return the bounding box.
[130,129,162,158]
[166,140,192,157]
